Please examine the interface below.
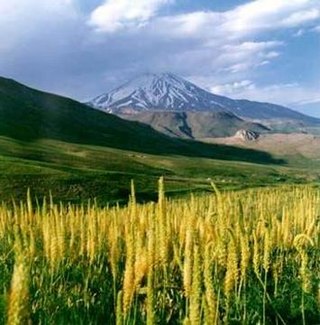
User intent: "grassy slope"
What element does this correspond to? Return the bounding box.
[0,77,282,164]
[0,136,313,204]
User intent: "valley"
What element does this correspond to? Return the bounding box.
[0,136,312,204]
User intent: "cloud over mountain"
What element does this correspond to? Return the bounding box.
[89,0,173,32]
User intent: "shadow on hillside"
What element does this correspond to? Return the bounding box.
[0,78,285,166]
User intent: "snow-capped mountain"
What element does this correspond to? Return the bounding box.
[87,73,318,123]
[88,73,226,113]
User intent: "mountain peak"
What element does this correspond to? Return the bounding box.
[88,72,226,114]
[129,72,182,81]
[118,72,189,93]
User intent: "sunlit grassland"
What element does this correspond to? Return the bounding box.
[0,181,319,324]
[0,136,317,205]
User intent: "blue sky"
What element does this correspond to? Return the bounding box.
[0,0,319,116]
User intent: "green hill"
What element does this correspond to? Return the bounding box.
[0,76,308,203]
[0,76,285,163]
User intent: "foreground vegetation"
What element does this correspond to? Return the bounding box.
[0,181,319,324]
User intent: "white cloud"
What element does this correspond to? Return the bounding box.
[223,41,283,52]
[294,29,305,37]
[129,0,318,77]
[156,11,223,39]
[150,0,320,41]
[88,0,173,32]
[263,51,281,59]
[223,0,320,37]
[221,41,283,61]
[281,8,320,27]
[212,41,283,73]
[211,80,256,95]
[312,25,320,32]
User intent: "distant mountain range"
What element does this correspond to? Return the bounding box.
[88,73,318,123]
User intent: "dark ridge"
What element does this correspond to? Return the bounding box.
[0,76,285,165]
